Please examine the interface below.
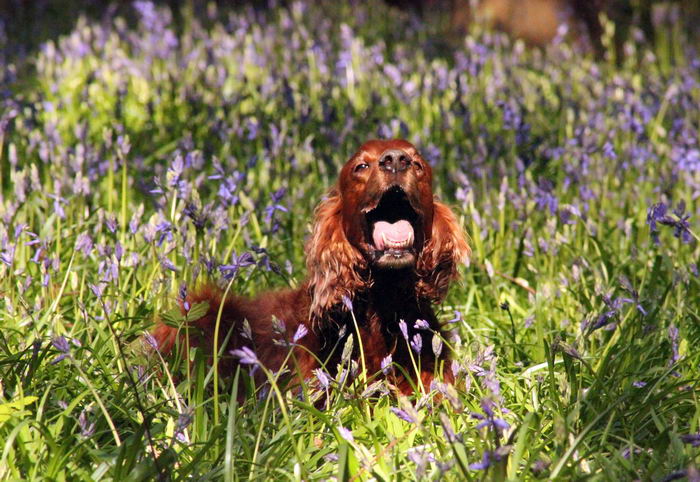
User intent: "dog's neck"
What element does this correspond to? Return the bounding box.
[366,267,434,323]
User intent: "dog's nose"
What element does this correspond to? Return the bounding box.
[378,149,410,173]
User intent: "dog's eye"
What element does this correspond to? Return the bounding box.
[413,161,423,171]
[354,163,369,172]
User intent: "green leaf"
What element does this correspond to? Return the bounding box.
[0,396,38,424]
[161,306,185,327]
[185,301,211,322]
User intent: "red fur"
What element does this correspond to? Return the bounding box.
[152,139,469,394]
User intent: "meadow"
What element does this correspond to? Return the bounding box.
[1,1,699,480]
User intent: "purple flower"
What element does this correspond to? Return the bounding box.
[143,333,159,350]
[323,453,339,463]
[647,201,693,244]
[447,310,462,324]
[134,1,158,27]
[178,283,189,312]
[451,360,464,379]
[680,433,700,447]
[602,141,616,159]
[381,355,393,375]
[410,333,422,354]
[89,283,104,299]
[342,295,353,311]
[174,410,193,443]
[264,188,288,225]
[78,409,95,438]
[313,368,330,389]
[398,319,408,340]
[534,179,558,215]
[338,426,354,443]
[218,177,240,207]
[155,221,173,246]
[219,252,255,280]
[49,193,67,219]
[0,245,14,266]
[407,447,435,478]
[414,319,430,330]
[646,202,668,233]
[51,336,72,364]
[471,398,509,432]
[183,202,207,229]
[105,215,118,234]
[292,324,308,343]
[668,324,680,364]
[469,451,492,470]
[231,347,258,365]
[390,406,417,424]
[160,257,178,272]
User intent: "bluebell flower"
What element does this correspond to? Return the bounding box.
[143,333,159,350]
[313,369,330,389]
[381,355,393,375]
[51,336,72,364]
[48,193,67,219]
[390,407,417,424]
[414,319,430,330]
[292,324,308,343]
[398,319,408,340]
[179,283,189,312]
[155,221,173,246]
[647,201,693,244]
[264,188,288,225]
[183,202,207,230]
[174,409,193,444]
[89,283,104,299]
[470,451,493,470]
[160,257,178,272]
[447,310,462,324]
[231,347,258,365]
[342,295,353,311]
[471,398,509,433]
[78,408,95,438]
[668,324,680,364]
[410,334,422,354]
[0,245,14,266]
[337,426,354,443]
[681,433,700,447]
[219,251,255,280]
[105,215,118,234]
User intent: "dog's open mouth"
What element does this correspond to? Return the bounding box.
[365,186,420,268]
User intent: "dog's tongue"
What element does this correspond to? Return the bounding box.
[372,220,414,250]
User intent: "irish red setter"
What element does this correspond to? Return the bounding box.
[152,139,470,394]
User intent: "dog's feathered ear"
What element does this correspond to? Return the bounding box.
[306,189,367,319]
[416,200,470,302]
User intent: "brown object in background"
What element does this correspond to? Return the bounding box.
[389,0,699,63]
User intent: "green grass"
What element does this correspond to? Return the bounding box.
[1,2,699,480]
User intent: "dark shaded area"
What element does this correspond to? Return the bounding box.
[0,0,281,63]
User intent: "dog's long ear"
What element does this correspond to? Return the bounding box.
[306,189,367,319]
[416,200,470,302]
